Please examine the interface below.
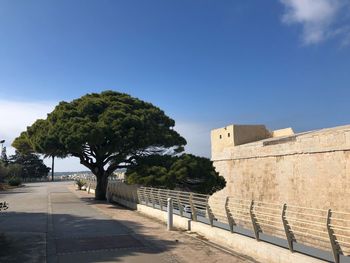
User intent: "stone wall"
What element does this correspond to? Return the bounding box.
[211,124,350,211]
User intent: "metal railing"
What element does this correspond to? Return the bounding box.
[85,176,124,195]
[107,179,138,202]
[209,198,350,262]
[105,181,350,263]
[136,187,210,222]
[84,177,97,193]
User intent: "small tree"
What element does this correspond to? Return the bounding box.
[6,163,23,178]
[13,91,186,200]
[13,126,63,181]
[9,151,50,179]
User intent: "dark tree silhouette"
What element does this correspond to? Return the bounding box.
[126,154,226,195]
[13,91,186,200]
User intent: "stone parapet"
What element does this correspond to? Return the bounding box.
[212,125,350,161]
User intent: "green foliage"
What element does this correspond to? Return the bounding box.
[12,132,34,155]
[0,163,23,181]
[6,163,23,178]
[75,178,87,190]
[13,124,63,181]
[13,91,186,199]
[0,162,8,182]
[9,151,50,178]
[8,177,22,186]
[46,91,186,160]
[0,150,50,183]
[126,154,226,195]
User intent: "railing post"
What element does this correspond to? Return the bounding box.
[118,185,122,200]
[127,187,131,201]
[225,197,235,233]
[137,188,142,204]
[150,188,155,208]
[327,209,342,263]
[167,198,173,231]
[125,185,128,200]
[115,183,119,199]
[120,184,123,200]
[122,185,125,200]
[206,197,214,227]
[177,192,183,217]
[118,184,121,198]
[166,189,170,210]
[119,185,123,200]
[130,188,133,202]
[132,189,138,203]
[158,189,163,211]
[189,193,197,221]
[106,184,111,203]
[250,200,261,241]
[136,189,139,203]
[144,188,149,206]
[282,204,294,252]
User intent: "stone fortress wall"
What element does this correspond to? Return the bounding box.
[211,124,350,211]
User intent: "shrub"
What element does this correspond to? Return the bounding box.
[0,162,9,182]
[8,177,22,187]
[75,178,86,190]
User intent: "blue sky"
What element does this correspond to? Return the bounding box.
[1,0,350,171]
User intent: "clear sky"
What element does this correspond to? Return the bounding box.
[1,0,350,171]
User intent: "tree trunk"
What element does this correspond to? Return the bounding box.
[51,156,55,181]
[95,172,109,200]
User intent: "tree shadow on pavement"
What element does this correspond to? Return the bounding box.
[0,211,179,263]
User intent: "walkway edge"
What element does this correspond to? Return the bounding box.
[46,190,58,263]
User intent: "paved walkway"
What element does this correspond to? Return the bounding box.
[0,181,258,263]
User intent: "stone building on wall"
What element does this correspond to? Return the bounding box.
[211,124,350,211]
